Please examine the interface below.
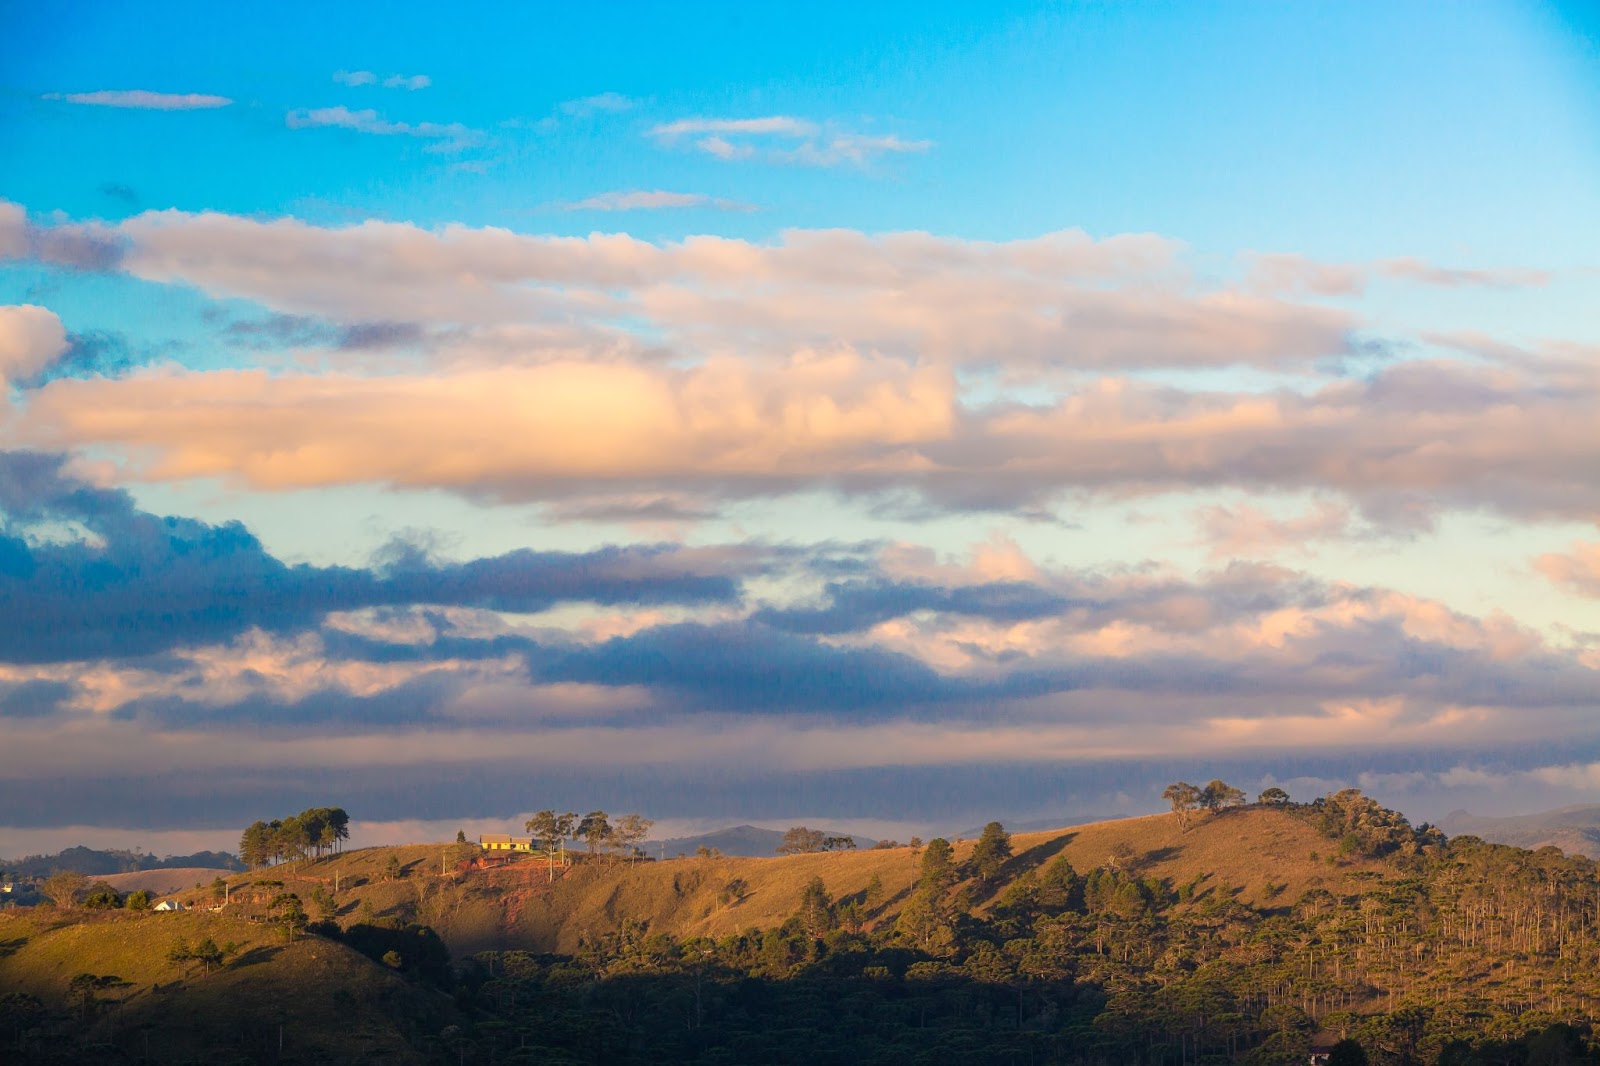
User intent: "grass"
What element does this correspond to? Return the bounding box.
[160,805,1389,957]
[0,906,451,1063]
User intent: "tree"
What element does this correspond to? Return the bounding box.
[456,829,467,844]
[970,821,1012,881]
[918,838,957,893]
[125,889,152,911]
[239,821,273,868]
[81,881,124,909]
[1163,782,1203,831]
[310,884,338,921]
[42,870,86,909]
[525,810,577,880]
[1258,786,1291,805]
[1327,1038,1369,1066]
[776,827,827,855]
[822,835,857,851]
[383,853,402,882]
[797,876,836,937]
[269,892,309,942]
[1202,779,1246,812]
[612,814,655,862]
[577,810,613,858]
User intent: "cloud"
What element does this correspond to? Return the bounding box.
[17,351,1600,524]
[1,502,1598,832]
[1193,499,1362,559]
[1247,252,1552,295]
[47,90,232,110]
[12,205,1337,372]
[650,115,932,167]
[0,306,69,386]
[285,106,483,152]
[334,71,430,90]
[559,92,635,117]
[1535,542,1600,598]
[564,190,756,212]
[0,451,752,663]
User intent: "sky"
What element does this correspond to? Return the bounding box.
[2,1,1599,857]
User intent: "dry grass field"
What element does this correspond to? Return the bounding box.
[161,805,1391,957]
[0,907,451,1062]
[95,867,237,897]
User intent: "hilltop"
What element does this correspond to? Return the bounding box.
[164,804,1388,958]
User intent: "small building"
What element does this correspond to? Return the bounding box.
[153,899,185,912]
[479,834,535,852]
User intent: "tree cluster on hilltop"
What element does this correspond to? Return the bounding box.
[238,806,349,868]
[523,809,654,863]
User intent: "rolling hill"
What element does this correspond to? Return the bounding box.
[0,907,457,1063]
[1440,804,1600,858]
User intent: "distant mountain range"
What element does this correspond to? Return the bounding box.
[1440,805,1600,858]
[0,845,246,878]
[649,825,879,858]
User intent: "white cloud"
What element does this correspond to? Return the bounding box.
[650,115,931,167]
[285,106,483,152]
[560,92,636,117]
[564,190,756,212]
[0,305,69,386]
[382,73,431,91]
[334,71,431,90]
[48,90,232,110]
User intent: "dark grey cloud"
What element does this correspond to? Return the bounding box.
[0,680,73,719]
[0,451,748,663]
[542,621,959,713]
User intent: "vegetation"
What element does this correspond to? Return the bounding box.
[238,806,350,868]
[14,787,1600,1063]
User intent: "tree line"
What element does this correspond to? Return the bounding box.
[238,807,350,868]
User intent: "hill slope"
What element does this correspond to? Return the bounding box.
[0,908,455,1063]
[173,806,1388,957]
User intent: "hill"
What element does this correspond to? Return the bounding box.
[1,846,245,878]
[164,804,1389,959]
[0,907,458,1063]
[1440,804,1600,858]
[96,867,239,897]
[15,793,1600,1063]
[651,824,879,858]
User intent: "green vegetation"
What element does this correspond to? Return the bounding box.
[12,788,1600,1063]
[238,806,350,868]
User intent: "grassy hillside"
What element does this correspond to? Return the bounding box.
[96,867,236,896]
[0,908,455,1064]
[167,806,1388,957]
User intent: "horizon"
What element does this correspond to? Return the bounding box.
[3,2,1600,859]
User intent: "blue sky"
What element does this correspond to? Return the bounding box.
[1,1,1599,856]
